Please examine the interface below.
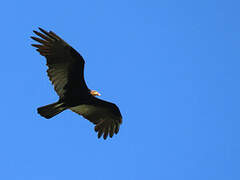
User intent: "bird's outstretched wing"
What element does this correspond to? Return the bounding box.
[70,98,122,139]
[31,28,88,98]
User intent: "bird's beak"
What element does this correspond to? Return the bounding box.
[90,90,101,96]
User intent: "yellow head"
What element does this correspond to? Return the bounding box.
[90,90,101,96]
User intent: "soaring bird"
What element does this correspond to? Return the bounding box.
[31,28,122,139]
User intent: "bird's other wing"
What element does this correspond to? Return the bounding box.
[70,98,122,140]
[31,28,88,98]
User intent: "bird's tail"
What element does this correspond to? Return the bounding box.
[37,102,67,119]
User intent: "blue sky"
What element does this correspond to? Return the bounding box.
[0,0,239,179]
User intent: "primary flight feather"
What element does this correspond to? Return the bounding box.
[31,28,122,139]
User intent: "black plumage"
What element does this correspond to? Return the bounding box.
[31,28,122,139]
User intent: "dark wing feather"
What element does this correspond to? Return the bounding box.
[70,98,122,139]
[31,28,88,98]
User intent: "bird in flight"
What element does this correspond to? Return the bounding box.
[31,28,122,139]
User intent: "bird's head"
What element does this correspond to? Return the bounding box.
[90,90,101,96]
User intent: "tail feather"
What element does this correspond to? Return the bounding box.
[37,102,67,119]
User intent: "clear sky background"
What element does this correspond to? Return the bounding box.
[0,0,239,179]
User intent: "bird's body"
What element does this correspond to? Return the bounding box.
[31,28,122,139]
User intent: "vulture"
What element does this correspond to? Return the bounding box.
[31,28,122,139]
